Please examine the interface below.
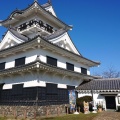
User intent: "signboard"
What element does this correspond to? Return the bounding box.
[68,90,76,110]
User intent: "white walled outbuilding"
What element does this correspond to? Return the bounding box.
[77,79,120,111]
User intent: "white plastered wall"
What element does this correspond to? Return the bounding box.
[45,6,57,17]
[49,32,80,55]
[1,71,82,90]
[0,49,38,69]
[78,93,107,110]
[0,31,24,50]
[115,94,120,110]
[0,48,90,75]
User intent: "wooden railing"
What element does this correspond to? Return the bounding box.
[17,19,54,33]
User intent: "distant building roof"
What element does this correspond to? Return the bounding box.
[76,78,120,90]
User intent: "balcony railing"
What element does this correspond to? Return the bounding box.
[17,19,54,34]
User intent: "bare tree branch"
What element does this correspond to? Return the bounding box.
[93,66,120,78]
[102,67,120,78]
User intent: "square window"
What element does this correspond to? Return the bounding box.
[66,62,74,71]
[0,62,5,70]
[47,56,57,66]
[15,57,25,67]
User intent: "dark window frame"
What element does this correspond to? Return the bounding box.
[15,57,26,67]
[81,67,87,75]
[0,62,6,70]
[67,85,75,90]
[66,62,74,71]
[46,56,57,67]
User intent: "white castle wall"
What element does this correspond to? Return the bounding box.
[45,6,57,17]
[0,48,90,75]
[1,71,83,90]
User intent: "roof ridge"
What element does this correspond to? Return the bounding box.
[0,1,72,30]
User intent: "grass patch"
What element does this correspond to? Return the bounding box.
[0,117,7,120]
[40,113,98,120]
[0,113,98,120]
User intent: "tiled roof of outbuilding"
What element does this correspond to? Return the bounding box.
[76,78,120,90]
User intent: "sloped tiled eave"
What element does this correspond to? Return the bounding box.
[0,59,95,81]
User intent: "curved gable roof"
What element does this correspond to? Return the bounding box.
[41,2,51,8]
[42,29,81,55]
[0,1,72,30]
[0,28,28,50]
[9,29,29,41]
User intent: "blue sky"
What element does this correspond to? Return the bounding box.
[0,0,120,75]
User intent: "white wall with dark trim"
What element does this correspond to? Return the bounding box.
[0,48,90,75]
[1,71,83,90]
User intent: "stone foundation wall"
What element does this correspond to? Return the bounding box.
[0,104,67,119]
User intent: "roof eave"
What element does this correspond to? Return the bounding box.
[0,35,99,68]
[0,2,72,30]
[0,60,94,80]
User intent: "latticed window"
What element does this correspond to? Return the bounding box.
[0,62,5,70]
[81,67,87,74]
[46,83,57,94]
[47,56,57,66]
[66,62,74,71]
[15,57,25,67]
[12,84,23,95]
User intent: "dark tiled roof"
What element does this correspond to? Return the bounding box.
[0,2,72,30]
[9,29,29,41]
[43,29,83,56]
[0,34,100,67]
[1,28,29,44]
[41,3,51,8]
[76,78,120,90]
[43,29,66,40]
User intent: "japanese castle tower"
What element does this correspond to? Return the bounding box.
[0,0,99,111]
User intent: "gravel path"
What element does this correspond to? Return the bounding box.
[93,111,120,120]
